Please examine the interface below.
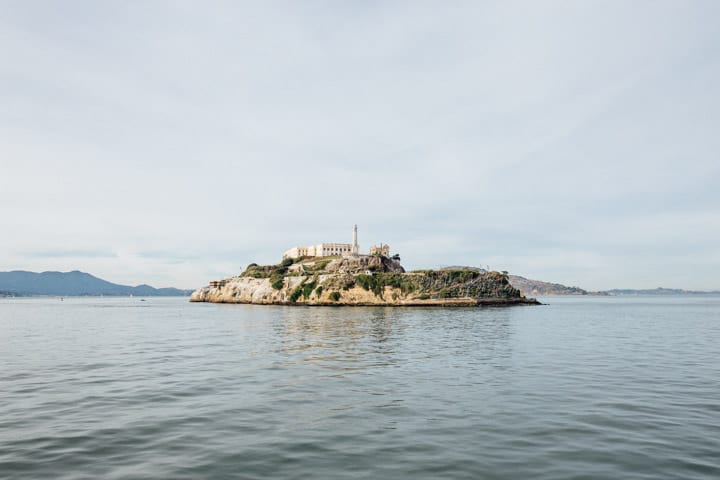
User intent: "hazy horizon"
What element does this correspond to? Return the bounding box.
[2,1,719,290]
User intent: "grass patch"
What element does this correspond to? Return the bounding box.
[302,279,317,300]
[289,286,303,303]
[356,273,418,297]
[270,275,284,290]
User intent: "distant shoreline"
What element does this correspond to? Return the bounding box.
[0,270,192,297]
[0,294,190,299]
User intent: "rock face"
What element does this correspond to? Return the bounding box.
[190,256,539,307]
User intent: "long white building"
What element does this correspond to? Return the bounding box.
[283,225,364,259]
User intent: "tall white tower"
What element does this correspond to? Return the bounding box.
[352,224,359,255]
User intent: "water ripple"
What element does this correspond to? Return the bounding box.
[1,296,719,479]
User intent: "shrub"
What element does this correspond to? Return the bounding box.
[356,274,375,291]
[289,286,303,302]
[315,286,323,297]
[302,280,317,299]
[313,258,333,271]
[241,264,275,278]
[270,275,284,290]
[329,291,341,301]
[341,277,355,290]
[373,273,418,295]
[281,258,294,268]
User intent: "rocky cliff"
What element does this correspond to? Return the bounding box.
[190,256,539,306]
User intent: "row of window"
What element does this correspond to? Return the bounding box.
[324,248,350,254]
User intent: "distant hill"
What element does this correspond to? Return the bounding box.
[0,270,192,297]
[508,275,603,296]
[607,287,720,296]
[440,266,604,296]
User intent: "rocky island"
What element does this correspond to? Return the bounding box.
[190,226,539,307]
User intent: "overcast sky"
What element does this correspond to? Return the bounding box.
[1,1,719,290]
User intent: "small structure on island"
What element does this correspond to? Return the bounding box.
[283,225,390,260]
[369,244,390,256]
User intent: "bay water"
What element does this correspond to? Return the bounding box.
[1,296,719,479]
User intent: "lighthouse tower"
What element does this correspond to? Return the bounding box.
[351,224,359,256]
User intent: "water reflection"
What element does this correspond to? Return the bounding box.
[272,306,516,375]
[276,307,398,371]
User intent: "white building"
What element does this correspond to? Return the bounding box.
[283,225,367,259]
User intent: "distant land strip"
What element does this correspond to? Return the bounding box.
[2,269,715,298]
[0,271,191,297]
[606,287,720,296]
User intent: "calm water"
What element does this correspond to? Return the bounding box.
[1,296,719,479]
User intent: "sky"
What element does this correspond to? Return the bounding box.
[1,1,719,291]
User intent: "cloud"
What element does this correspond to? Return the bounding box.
[1,1,719,290]
[24,249,118,259]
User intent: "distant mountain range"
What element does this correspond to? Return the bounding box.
[507,274,606,296]
[0,270,192,297]
[606,287,720,296]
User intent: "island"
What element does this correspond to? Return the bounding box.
[190,226,539,307]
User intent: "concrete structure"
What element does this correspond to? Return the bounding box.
[352,224,359,255]
[283,243,354,259]
[283,225,388,260]
[370,244,390,256]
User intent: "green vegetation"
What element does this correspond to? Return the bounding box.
[301,279,317,299]
[316,258,333,269]
[307,257,333,272]
[352,269,517,300]
[413,269,481,282]
[289,286,303,302]
[270,275,284,290]
[240,262,519,304]
[355,274,374,291]
[328,275,356,290]
[413,270,518,299]
[242,264,274,278]
[246,257,299,287]
[355,273,419,297]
